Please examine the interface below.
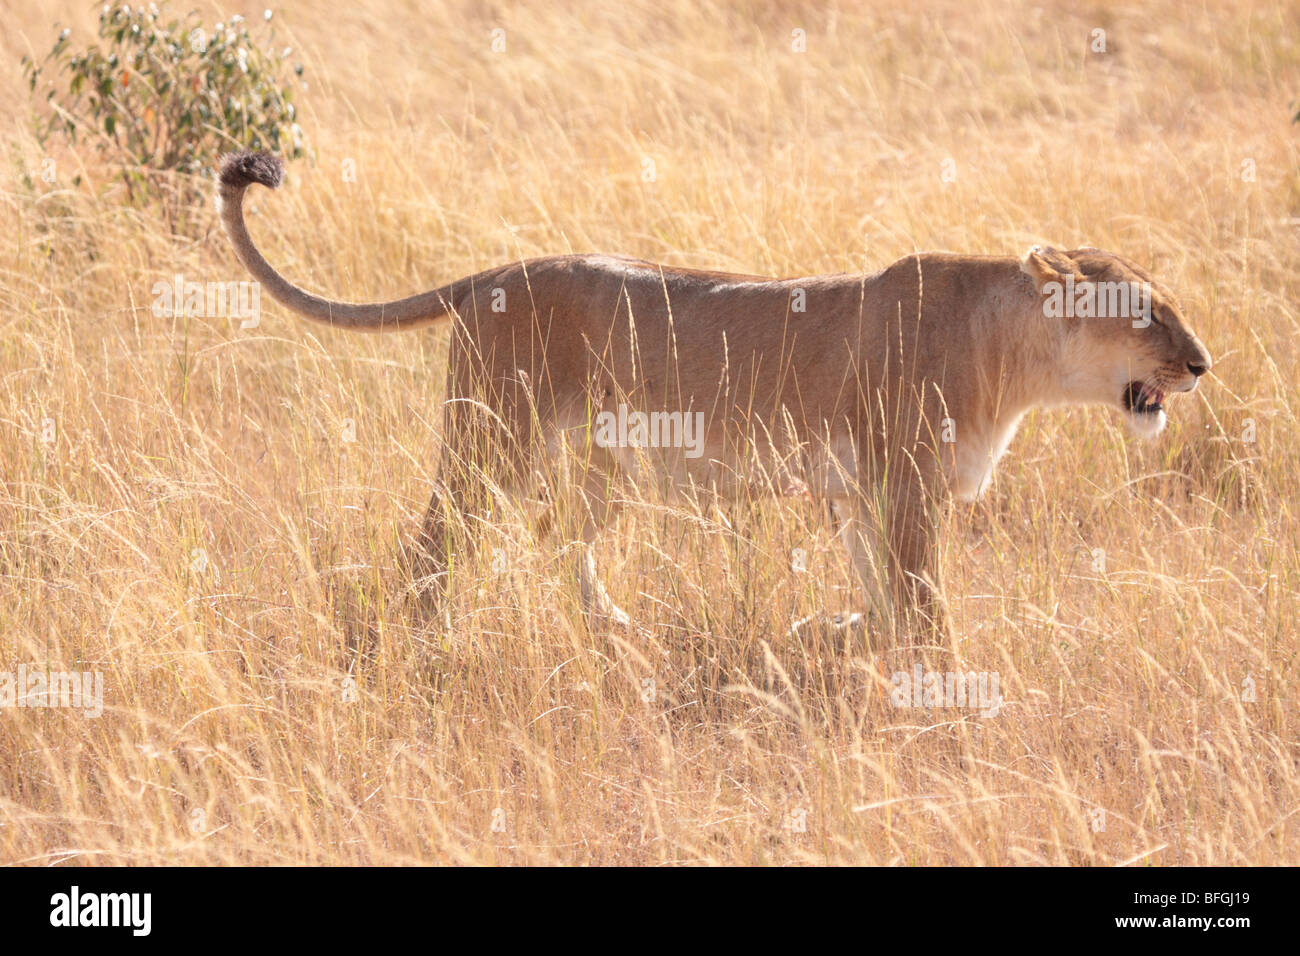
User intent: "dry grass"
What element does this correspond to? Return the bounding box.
[1,0,1297,865]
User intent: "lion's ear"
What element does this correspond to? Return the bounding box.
[1019,244,1080,292]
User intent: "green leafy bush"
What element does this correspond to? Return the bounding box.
[23,3,306,209]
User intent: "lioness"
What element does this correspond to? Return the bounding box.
[218,151,1211,640]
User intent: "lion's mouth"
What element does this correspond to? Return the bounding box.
[1122,380,1165,415]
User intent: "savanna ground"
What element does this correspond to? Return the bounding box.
[1,0,1297,865]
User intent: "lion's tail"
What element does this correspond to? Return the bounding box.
[217,151,454,332]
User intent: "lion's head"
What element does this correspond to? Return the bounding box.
[1021,245,1212,438]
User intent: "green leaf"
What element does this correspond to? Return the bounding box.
[25,0,309,213]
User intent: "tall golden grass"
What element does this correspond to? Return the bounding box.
[0,0,1297,864]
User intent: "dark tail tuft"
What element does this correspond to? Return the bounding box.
[219,151,284,191]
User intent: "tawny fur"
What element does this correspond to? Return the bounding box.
[218,150,1212,641]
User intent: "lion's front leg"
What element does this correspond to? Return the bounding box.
[879,458,948,644]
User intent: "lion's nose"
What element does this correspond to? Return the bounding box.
[1187,362,1208,378]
